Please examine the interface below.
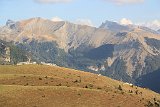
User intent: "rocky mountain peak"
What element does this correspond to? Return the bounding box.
[100,20,121,29]
[6,19,14,25]
[99,20,133,32]
[6,19,17,30]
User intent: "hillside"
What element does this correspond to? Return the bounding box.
[0,65,160,107]
[1,17,160,93]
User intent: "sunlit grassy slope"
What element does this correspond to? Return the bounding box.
[0,65,160,107]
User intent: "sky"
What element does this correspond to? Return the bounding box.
[0,0,160,30]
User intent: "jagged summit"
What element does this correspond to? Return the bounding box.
[100,20,119,28]
[99,20,134,32]
[6,19,15,25]
[1,18,115,50]
[6,19,17,30]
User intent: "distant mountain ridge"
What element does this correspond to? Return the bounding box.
[1,17,160,93]
[99,20,134,32]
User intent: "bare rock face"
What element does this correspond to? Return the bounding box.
[1,18,160,86]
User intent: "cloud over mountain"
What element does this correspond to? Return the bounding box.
[135,20,160,30]
[120,18,133,25]
[74,19,94,27]
[52,17,63,22]
[142,20,160,30]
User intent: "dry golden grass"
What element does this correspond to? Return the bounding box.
[0,65,160,107]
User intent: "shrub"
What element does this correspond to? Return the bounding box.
[97,87,102,90]
[118,85,122,91]
[85,85,88,88]
[39,78,42,80]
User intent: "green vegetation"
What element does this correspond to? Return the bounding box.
[17,40,69,67]
[10,45,28,64]
[0,40,28,64]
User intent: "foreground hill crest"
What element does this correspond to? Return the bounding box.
[0,65,160,107]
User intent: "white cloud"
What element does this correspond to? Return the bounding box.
[104,0,144,5]
[120,18,133,25]
[74,19,94,27]
[119,19,160,30]
[34,0,72,4]
[119,18,160,30]
[51,16,63,22]
[137,20,160,30]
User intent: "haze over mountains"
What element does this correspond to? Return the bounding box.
[0,17,160,93]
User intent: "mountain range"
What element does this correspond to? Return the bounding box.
[0,17,160,93]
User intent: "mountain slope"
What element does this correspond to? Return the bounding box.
[136,68,160,93]
[105,29,160,77]
[1,18,160,93]
[0,65,160,107]
[1,18,115,50]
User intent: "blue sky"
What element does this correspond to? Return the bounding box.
[0,0,160,29]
